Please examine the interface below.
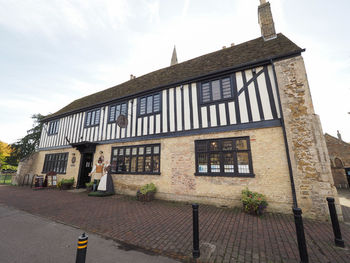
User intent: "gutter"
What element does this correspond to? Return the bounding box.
[270,58,298,208]
[42,49,305,123]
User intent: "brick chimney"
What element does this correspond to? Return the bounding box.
[258,0,277,41]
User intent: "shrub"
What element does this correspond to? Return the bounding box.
[57,177,74,190]
[61,178,74,185]
[241,188,268,215]
[137,183,157,202]
[85,181,94,188]
[140,183,156,195]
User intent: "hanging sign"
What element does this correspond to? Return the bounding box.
[116,114,128,128]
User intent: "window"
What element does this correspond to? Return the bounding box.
[109,102,127,123]
[111,144,160,174]
[200,77,232,103]
[139,93,161,115]
[85,108,101,127]
[195,137,253,177]
[42,153,68,174]
[48,120,59,135]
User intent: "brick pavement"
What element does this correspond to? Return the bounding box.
[1,185,350,263]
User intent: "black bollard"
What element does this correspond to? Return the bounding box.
[192,204,200,259]
[76,232,88,263]
[326,197,345,247]
[293,208,308,263]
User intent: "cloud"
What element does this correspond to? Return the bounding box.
[0,0,131,41]
[144,0,160,23]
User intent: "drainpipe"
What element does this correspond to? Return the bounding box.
[270,59,298,208]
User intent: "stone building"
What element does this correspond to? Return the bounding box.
[23,1,340,219]
[325,132,350,189]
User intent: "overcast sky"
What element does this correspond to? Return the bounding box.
[0,0,349,144]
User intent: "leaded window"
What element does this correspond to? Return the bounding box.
[48,120,59,135]
[111,144,160,174]
[109,102,127,122]
[200,77,232,103]
[195,137,253,177]
[85,108,101,127]
[139,93,161,115]
[42,153,68,174]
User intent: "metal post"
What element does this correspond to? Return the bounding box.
[76,232,88,263]
[192,204,200,259]
[326,197,345,247]
[293,208,308,263]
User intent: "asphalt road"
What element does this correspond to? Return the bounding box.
[0,204,179,263]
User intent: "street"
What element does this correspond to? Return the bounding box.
[0,204,178,263]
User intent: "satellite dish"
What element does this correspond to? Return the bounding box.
[116,114,128,128]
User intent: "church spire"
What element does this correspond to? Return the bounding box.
[170,46,178,66]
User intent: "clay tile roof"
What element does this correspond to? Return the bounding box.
[44,33,302,121]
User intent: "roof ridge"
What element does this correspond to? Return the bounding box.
[44,33,302,121]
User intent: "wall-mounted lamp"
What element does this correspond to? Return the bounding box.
[99,151,104,154]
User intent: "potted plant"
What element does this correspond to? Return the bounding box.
[136,183,157,202]
[241,188,268,215]
[85,181,94,192]
[58,178,75,190]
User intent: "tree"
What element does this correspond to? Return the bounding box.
[0,141,12,169]
[6,114,45,166]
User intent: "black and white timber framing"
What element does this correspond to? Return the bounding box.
[39,65,281,149]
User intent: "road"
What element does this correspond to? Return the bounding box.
[0,204,178,263]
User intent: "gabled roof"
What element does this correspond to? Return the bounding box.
[325,133,350,146]
[44,33,302,121]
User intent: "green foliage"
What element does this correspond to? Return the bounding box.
[241,188,268,215]
[6,114,45,166]
[57,177,74,189]
[88,191,113,197]
[0,141,16,170]
[140,183,156,195]
[85,181,94,187]
[0,174,13,184]
[61,178,74,185]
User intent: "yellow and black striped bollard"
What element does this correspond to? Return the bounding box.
[76,233,88,263]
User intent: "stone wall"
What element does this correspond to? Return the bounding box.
[15,152,39,185]
[96,126,293,214]
[325,134,350,188]
[274,55,341,220]
[29,147,81,187]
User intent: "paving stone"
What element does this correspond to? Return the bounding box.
[0,185,350,262]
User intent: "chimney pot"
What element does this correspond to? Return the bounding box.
[231,43,235,47]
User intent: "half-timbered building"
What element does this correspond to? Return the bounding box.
[24,1,340,219]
